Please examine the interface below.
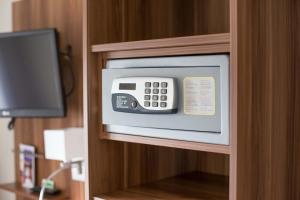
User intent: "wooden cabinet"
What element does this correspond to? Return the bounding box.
[83,0,300,200]
[4,0,298,199]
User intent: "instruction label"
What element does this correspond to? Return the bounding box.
[184,77,216,116]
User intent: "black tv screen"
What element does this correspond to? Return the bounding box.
[0,29,65,117]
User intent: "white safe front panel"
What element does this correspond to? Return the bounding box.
[102,55,230,145]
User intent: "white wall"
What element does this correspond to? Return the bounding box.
[0,0,16,199]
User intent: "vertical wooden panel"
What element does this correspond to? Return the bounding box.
[197,152,229,176]
[288,0,300,199]
[195,0,230,34]
[127,145,198,187]
[232,0,295,199]
[12,0,84,199]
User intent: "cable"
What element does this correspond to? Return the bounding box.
[39,161,81,200]
[60,45,75,97]
[7,118,15,130]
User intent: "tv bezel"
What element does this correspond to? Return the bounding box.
[0,28,65,118]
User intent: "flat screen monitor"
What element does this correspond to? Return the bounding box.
[0,29,65,117]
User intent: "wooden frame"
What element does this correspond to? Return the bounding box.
[89,33,232,200]
[94,33,231,155]
[84,1,231,199]
[83,0,300,199]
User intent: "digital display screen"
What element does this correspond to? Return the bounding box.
[119,83,136,90]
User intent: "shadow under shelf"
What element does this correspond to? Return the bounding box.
[96,172,229,200]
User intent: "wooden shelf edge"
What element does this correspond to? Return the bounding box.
[92,33,230,53]
[104,43,230,59]
[100,132,231,155]
[0,183,69,200]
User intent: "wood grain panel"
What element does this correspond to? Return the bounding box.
[12,0,84,199]
[126,145,198,187]
[86,52,125,196]
[231,0,296,199]
[98,172,229,200]
[88,0,229,45]
[197,152,230,176]
[229,0,238,199]
[100,132,231,155]
[288,0,300,199]
[195,0,229,34]
[102,44,230,59]
[92,33,230,52]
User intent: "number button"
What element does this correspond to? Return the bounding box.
[161,89,167,94]
[161,82,168,88]
[145,82,151,87]
[153,82,159,88]
[160,102,167,108]
[144,95,150,100]
[152,102,158,107]
[153,89,159,94]
[152,95,159,100]
[144,101,150,107]
[145,89,151,94]
[161,95,167,101]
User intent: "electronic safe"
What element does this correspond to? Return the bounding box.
[102,55,229,145]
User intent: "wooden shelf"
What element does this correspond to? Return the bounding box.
[100,132,231,155]
[92,33,230,52]
[96,172,229,200]
[0,183,69,200]
[92,33,230,59]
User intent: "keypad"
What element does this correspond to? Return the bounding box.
[144,81,169,109]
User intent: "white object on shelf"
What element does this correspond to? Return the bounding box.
[43,128,85,181]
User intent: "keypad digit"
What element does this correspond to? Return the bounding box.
[144,95,150,100]
[153,82,159,87]
[153,89,159,94]
[152,102,158,107]
[145,89,151,94]
[161,95,167,101]
[152,95,159,100]
[161,82,168,88]
[145,82,151,87]
[160,102,167,107]
[161,89,167,94]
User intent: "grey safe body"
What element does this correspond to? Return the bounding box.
[102,55,230,145]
